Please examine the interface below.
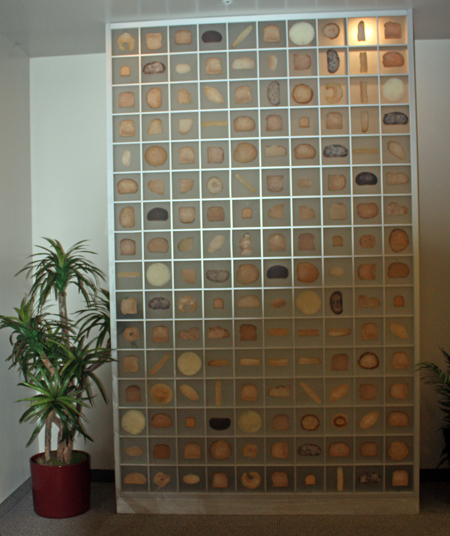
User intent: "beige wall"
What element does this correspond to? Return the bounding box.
[26,39,450,471]
[415,39,450,468]
[0,35,33,503]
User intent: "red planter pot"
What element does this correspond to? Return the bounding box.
[30,451,90,518]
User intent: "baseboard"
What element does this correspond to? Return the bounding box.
[91,469,115,483]
[0,478,31,520]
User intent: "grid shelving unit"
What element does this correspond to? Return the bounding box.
[107,10,419,514]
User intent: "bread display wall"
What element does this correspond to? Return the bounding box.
[111,14,415,498]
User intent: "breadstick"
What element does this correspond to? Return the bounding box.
[215,380,222,406]
[232,24,253,47]
[239,358,260,366]
[298,357,321,365]
[328,328,352,337]
[360,51,368,73]
[337,467,344,492]
[300,382,322,404]
[117,272,141,278]
[208,359,229,367]
[268,328,289,337]
[353,148,378,154]
[149,353,171,376]
[201,121,228,127]
[234,173,257,194]
[297,329,319,337]
[268,358,289,367]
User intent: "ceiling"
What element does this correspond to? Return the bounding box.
[0,0,448,58]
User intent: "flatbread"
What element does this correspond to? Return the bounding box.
[238,410,262,433]
[177,351,202,376]
[121,410,146,435]
[146,263,171,286]
[150,383,173,405]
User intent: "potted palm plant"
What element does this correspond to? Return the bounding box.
[418,349,450,467]
[0,239,112,518]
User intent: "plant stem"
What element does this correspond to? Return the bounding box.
[41,357,56,376]
[44,413,52,462]
[63,439,73,464]
[58,290,69,338]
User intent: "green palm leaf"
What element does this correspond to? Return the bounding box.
[418,349,450,467]
[18,238,106,312]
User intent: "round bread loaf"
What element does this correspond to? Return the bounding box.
[121,410,146,435]
[117,178,138,194]
[301,414,320,431]
[177,351,202,376]
[289,21,315,45]
[236,263,259,285]
[145,145,167,167]
[238,410,262,433]
[382,77,406,102]
[151,413,173,428]
[328,442,350,457]
[233,142,258,163]
[146,263,171,287]
[150,384,173,405]
[389,229,409,252]
[296,290,321,315]
[297,262,319,283]
[292,83,313,104]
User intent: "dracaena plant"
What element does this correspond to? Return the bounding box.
[0,239,112,464]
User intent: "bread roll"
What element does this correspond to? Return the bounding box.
[146,87,162,109]
[119,206,135,228]
[145,146,167,167]
[233,142,258,163]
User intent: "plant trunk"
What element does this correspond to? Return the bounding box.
[57,431,64,462]
[58,291,69,338]
[63,439,73,464]
[44,414,52,462]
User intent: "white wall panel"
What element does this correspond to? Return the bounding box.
[0,33,33,504]
[30,53,113,470]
